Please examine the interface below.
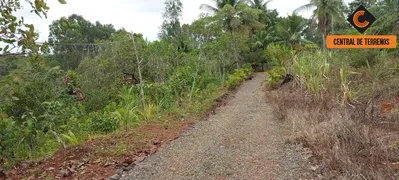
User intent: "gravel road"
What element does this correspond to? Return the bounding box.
[119,73,308,180]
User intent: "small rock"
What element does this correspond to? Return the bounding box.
[110,174,121,180]
[48,167,55,171]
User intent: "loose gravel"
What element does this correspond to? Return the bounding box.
[119,73,309,180]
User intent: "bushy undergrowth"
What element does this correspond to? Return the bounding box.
[225,67,253,88]
[0,63,251,168]
[263,43,292,87]
[267,48,399,179]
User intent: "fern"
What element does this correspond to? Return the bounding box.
[61,130,79,146]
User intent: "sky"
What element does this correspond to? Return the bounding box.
[16,0,337,43]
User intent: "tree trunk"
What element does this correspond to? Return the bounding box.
[233,41,240,69]
[322,19,327,50]
[189,51,201,102]
[130,32,147,120]
[322,13,328,50]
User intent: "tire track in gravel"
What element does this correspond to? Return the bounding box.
[119,72,309,180]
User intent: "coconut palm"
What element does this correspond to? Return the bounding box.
[252,26,277,49]
[248,0,273,11]
[200,0,244,13]
[275,13,308,48]
[369,0,399,34]
[294,0,343,49]
[247,0,274,25]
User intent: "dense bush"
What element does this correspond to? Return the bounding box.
[263,43,292,86]
[88,111,119,134]
[225,68,254,88]
[266,67,286,87]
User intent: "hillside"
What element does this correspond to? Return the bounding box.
[1,0,398,179]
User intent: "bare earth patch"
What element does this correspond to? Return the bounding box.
[119,73,310,180]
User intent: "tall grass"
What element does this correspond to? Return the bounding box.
[292,51,330,96]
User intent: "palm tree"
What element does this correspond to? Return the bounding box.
[294,0,343,49]
[275,13,308,48]
[200,0,244,13]
[248,0,274,27]
[369,0,399,34]
[252,25,277,49]
[248,0,273,12]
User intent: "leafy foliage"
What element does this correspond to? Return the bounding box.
[225,68,254,88]
[0,0,66,55]
[48,14,116,70]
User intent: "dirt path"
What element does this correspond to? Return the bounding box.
[118,73,308,180]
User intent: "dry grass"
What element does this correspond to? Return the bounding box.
[267,82,399,179]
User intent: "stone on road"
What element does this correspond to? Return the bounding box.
[121,73,308,180]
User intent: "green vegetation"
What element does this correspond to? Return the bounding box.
[0,0,398,178]
[0,0,257,168]
[225,68,254,88]
[262,0,399,178]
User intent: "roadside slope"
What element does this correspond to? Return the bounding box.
[120,73,308,180]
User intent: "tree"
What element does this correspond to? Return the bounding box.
[252,26,276,49]
[215,3,262,68]
[159,0,185,53]
[248,0,274,24]
[347,0,377,14]
[159,0,183,41]
[295,0,343,49]
[48,14,116,70]
[200,0,245,13]
[0,0,66,55]
[368,0,399,35]
[275,13,308,48]
[248,0,273,10]
[215,3,263,32]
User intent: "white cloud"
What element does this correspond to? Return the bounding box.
[15,0,348,43]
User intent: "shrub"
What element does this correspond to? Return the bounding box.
[266,66,286,87]
[263,43,292,68]
[88,111,119,134]
[225,68,253,88]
